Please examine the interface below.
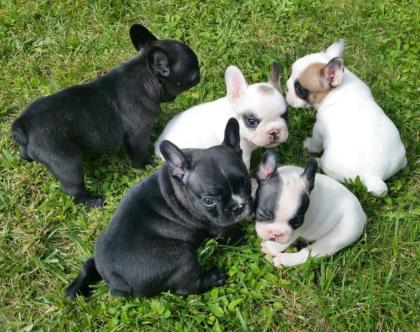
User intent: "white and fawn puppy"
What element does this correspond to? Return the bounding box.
[286,40,407,196]
[155,63,289,169]
[254,150,366,267]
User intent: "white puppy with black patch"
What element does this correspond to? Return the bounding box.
[286,40,407,196]
[254,150,366,267]
[155,63,289,169]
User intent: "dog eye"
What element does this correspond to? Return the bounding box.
[289,215,305,229]
[176,81,182,86]
[294,80,309,100]
[243,115,260,128]
[202,197,216,207]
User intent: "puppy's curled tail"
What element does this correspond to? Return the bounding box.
[11,118,28,146]
[65,258,102,300]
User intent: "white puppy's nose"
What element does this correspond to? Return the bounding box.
[269,230,284,240]
[269,129,280,142]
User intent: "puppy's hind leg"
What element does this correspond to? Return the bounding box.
[34,141,104,207]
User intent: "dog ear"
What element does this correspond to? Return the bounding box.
[149,48,170,78]
[160,140,189,182]
[223,118,242,154]
[130,24,158,51]
[301,159,318,192]
[257,149,278,181]
[325,39,345,58]
[268,61,281,88]
[323,57,344,87]
[225,66,247,103]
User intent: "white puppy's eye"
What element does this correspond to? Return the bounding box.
[243,115,260,128]
[202,197,216,207]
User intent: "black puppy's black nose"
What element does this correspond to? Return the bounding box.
[232,204,244,216]
[256,208,274,221]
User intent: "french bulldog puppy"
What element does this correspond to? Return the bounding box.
[65,118,253,299]
[286,40,406,196]
[155,63,288,169]
[11,24,200,206]
[254,150,366,267]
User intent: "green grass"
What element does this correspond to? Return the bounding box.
[1,0,419,330]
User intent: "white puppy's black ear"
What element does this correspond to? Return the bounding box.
[149,49,170,78]
[324,57,344,88]
[130,24,158,51]
[257,149,278,181]
[268,61,281,88]
[325,39,345,58]
[160,140,189,181]
[301,159,318,192]
[223,118,242,155]
[225,66,247,103]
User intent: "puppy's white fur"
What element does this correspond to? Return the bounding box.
[256,166,366,267]
[155,65,288,169]
[286,40,407,195]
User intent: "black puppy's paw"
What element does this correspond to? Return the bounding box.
[202,268,228,288]
[218,227,246,246]
[74,195,105,207]
[131,155,152,169]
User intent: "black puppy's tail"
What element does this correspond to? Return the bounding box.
[11,118,28,146]
[65,258,102,300]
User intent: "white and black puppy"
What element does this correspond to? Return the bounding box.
[66,119,253,299]
[155,63,288,169]
[286,40,406,196]
[11,24,200,206]
[254,150,366,267]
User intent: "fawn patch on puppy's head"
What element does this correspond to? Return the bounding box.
[225,63,289,148]
[287,40,345,108]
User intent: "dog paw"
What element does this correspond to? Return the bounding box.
[273,253,305,267]
[204,268,228,287]
[75,195,105,207]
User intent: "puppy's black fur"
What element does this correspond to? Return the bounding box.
[65,119,253,299]
[11,24,200,206]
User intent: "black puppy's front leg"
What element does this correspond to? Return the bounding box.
[176,268,228,296]
[126,128,152,168]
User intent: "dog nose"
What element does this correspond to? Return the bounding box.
[269,230,284,240]
[232,204,244,216]
[256,208,273,221]
[269,129,279,142]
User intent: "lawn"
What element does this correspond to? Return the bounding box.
[0,0,419,331]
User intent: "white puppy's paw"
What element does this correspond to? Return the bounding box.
[303,137,321,153]
[273,253,305,267]
[261,240,289,256]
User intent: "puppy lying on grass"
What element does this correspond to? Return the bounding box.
[66,119,253,299]
[254,150,366,267]
[11,24,200,206]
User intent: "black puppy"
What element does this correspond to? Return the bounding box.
[11,24,200,206]
[66,118,253,299]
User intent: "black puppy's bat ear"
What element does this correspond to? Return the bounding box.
[223,118,242,154]
[301,159,318,192]
[149,48,170,78]
[130,24,158,51]
[257,149,278,181]
[160,140,189,182]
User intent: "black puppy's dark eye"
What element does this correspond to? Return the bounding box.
[294,80,309,100]
[176,81,182,86]
[202,197,216,208]
[289,215,305,229]
[243,115,260,128]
